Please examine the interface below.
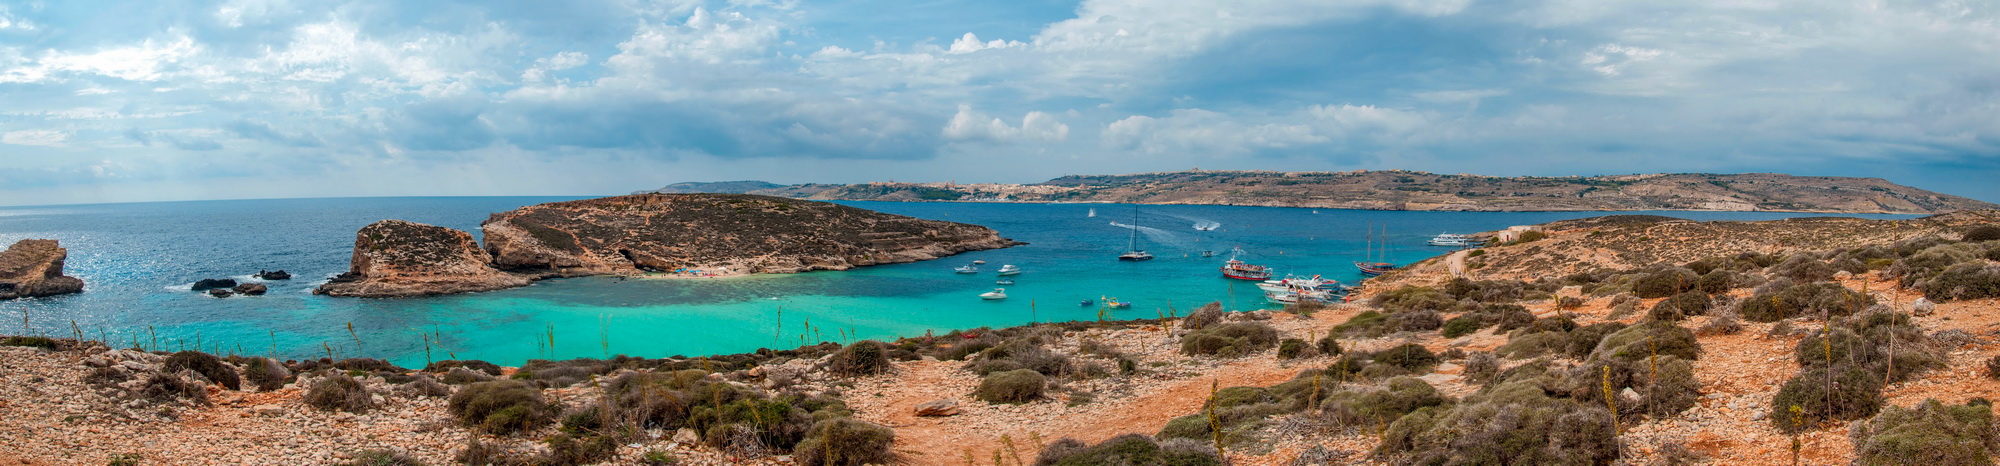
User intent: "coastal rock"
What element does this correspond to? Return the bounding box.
[232,283,268,296]
[191,278,238,291]
[256,270,292,280]
[481,193,1021,276]
[0,239,85,299]
[208,289,234,298]
[313,220,530,298]
[914,399,960,417]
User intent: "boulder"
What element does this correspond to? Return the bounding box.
[1913,297,1937,316]
[233,283,268,296]
[191,278,238,291]
[313,220,531,298]
[255,270,292,280]
[914,399,960,417]
[208,289,234,298]
[0,239,85,299]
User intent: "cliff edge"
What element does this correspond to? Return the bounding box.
[313,220,530,298]
[0,239,84,299]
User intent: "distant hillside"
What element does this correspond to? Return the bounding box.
[633,180,789,194]
[656,170,1996,214]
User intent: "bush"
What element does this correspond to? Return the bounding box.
[1498,331,1567,359]
[1964,225,2000,242]
[1,336,59,350]
[1892,243,1982,284]
[1695,310,1744,336]
[1373,286,1459,313]
[543,433,618,465]
[425,359,503,376]
[304,374,375,413]
[1374,343,1440,372]
[1769,364,1884,433]
[1592,320,1699,362]
[442,367,494,385]
[1694,270,1735,294]
[1276,338,1313,360]
[1377,375,1618,464]
[1738,281,1874,322]
[1315,333,1342,356]
[1440,316,1486,338]
[827,340,889,376]
[1487,305,1536,332]
[1564,322,1627,359]
[1181,302,1223,330]
[1180,322,1279,357]
[141,372,208,405]
[1555,296,1585,310]
[974,369,1045,404]
[1632,268,1699,298]
[1392,310,1443,332]
[164,351,241,391]
[241,357,289,391]
[1036,434,1223,466]
[341,449,422,466]
[448,380,555,435]
[401,376,451,398]
[1463,352,1499,384]
[1917,262,2000,301]
[1332,311,1394,338]
[794,418,895,466]
[1988,355,2000,380]
[1850,399,1997,465]
[1770,255,1838,282]
[1648,292,1711,322]
[1322,377,1446,425]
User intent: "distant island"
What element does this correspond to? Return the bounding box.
[637,170,1997,214]
[316,193,1020,297]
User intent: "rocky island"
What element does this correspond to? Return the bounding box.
[646,170,1999,214]
[0,238,84,299]
[317,193,1020,297]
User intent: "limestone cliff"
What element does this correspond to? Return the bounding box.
[314,220,530,298]
[0,239,84,299]
[482,193,1021,275]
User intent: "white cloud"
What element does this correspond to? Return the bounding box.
[522,51,590,82]
[943,105,1068,143]
[3,130,68,147]
[947,33,1023,54]
[0,36,200,83]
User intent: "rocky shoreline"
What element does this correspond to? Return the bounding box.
[0,238,84,299]
[317,193,1021,298]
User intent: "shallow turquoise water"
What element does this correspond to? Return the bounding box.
[0,198,1915,367]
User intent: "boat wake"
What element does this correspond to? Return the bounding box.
[1108,222,1183,245]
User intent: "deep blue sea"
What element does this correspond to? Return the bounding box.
[0,197,1917,367]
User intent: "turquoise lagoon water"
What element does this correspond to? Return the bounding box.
[0,197,1916,367]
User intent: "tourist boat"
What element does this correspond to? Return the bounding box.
[1102,296,1132,309]
[997,264,1021,276]
[1355,222,1397,276]
[980,288,1008,300]
[1265,288,1335,305]
[1117,206,1154,261]
[996,279,1014,285]
[1257,275,1344,294]
[1427,233,1481,247]
[1087,208,1096,218]
[955,265,978,274]
[1219,247,1272,280]
[973,260,986,265]
[1192,221,1220,231]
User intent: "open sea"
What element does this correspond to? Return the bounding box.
[0,197,1917,367]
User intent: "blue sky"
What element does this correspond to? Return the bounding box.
[2,0,1997,206]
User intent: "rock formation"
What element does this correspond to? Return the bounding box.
[191,278,237,291]
[256,270,291,280]
[313,220,530,298]
[481,193,1020,276]
[232,283,268,296]
[316,194,1019,298]
[0,239,85,299]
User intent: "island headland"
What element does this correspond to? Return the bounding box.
[316,193,1021,297]
[0,238,84,299]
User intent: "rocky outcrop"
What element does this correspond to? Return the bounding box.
[191,278,237,291]
[255,270,291,280]
[313,220,530,298]
[481,194,1020,276]
[232,283,268,296]
[0,239,84,299]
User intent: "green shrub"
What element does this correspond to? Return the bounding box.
[794,418,895,466]
[1276,338,1313,360]
[1964,225,2000,242]
[1739,281,1874,322]
[1038,434,1223,466]
[341,449,422,466]
[974,369,1045,404]
[1440,315,1486,338]
[1442,278,1530,302]
[1179,322,1279,357]
[1315,333,1343,356]
[333,358,404,373]
[1377,376,1617,464]
[164,351,241,390]
[1592,320,1699,362]
[1498,331,1567,359]
[1393,310,1443,332]
[1694,270,1735,294]
[0,336,59,350]
[1648,292,1712,322]
[305,374,375,413]
[240,357,289,391]
[1851,399,1998,465]
[1565,322,1627,359]
[827,340,889,376]
[1374,343,1440,372]
[425,359,503,376]
[448,380,555,435]
[1631,267,1699,298]
[1373,286,1458,313]
[1918,262,2000,301]
[442,367,494,385]
[1987,355,2000,380]
[1769,364,1884,433]
[1321,377,1446,425]
[1770,255,1838,282]
[1487,305,1536,332]
[1463,352,1499,384]
[1892,243,1983,284]
[1181,302,1223,330]
[1333,310,1394,337]
[141,372,208,405]
[543,433,617,465]
[400,376,450,398]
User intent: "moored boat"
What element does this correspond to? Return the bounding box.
[980,288,1007,300]
[1116,206,1154,261]
[955,265,978,274]
[997,264,1021,276]
[1427,233,1481,247]
[1219,247,1272,280]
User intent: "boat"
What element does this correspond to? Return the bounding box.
[1192,221,1220,231]
[1117,206,1154,261]
[1079,299,1094,306]
[1219,247,1272,280]
[1427,233,1481,247]
[1087,208,1096,218]
[1102,296,1132,309]
[980,288,1008,300]
[1257,275,1344,294]
[955,265,978,274]
[1265,288,1335,305]
[973,260,986,265]
[996,279,1014,285]
[1200,250,1218,257]
[997,264,1021,276]
[1354,222,1398,276]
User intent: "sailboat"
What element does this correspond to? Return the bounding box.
[1355,222,1398,276]
[1117,206,1154,261]
[1087,208,1096,218]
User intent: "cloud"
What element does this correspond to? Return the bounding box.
[2,130,68,147]
[0,36,200,83]
[226,120,323,147]
[943,105,1068,143]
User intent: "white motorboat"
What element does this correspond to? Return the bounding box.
[1427,233,1481,247]
[997,264,1021,276]
[996,279,1015,285]
[980,288,1008,300]
[955,265,978,274]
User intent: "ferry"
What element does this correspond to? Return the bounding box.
[1427,233,1481,247]
[1218,247,1272,280]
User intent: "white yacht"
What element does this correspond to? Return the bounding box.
[979,288,1008,300]
[997,264,1021,276]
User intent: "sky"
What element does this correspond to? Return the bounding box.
[2,0,1998,206]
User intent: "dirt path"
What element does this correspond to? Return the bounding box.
[1446,249,1468,278]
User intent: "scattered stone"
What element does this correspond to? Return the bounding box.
[255,270,292,280]
[233,283,268,296]
[191,278,238,291]
[672,428,700,444]
[914,399,960,417]
[207,289,234,298]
